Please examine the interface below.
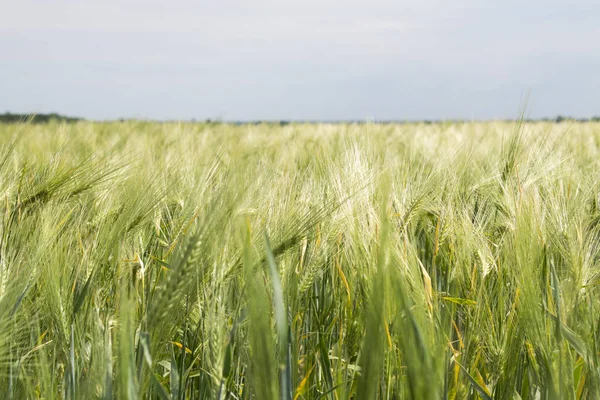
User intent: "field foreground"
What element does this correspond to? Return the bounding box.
[1,121,600,399]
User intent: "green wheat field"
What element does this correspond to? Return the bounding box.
[2,120,600,399]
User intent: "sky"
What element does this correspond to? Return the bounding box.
[1,0,599,121]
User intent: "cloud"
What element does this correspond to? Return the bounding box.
[1,0,599,119]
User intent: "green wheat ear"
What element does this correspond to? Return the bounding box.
[0,118,599,399]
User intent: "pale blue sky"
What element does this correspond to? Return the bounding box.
[1,0,599,121]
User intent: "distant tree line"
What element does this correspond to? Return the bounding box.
[517,115,600,123]
[231,117,600,126]
[0,112,82,124]
[1,112,600,125]
[547,115,600,123]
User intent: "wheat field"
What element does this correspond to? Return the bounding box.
[1,120,600,399]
